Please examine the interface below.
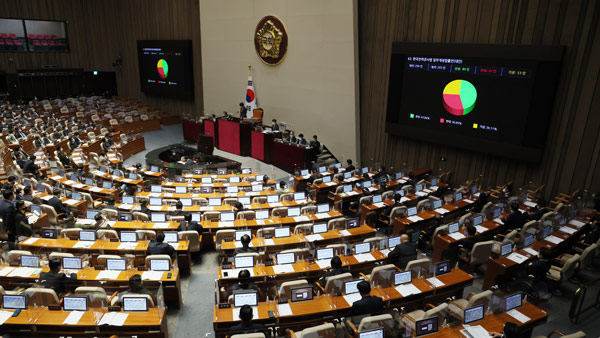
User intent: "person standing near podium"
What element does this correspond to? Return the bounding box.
[239,102,248,119]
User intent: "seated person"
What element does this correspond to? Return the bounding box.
[114,274,153,305]
[2,176,16,190]
[47,188,68,218]
[147,231,176,258]
[345,159,355,173]
[387,234,418,269]
[139,198,152,217]
[461,225,480,251]
[526,247,552,282]
[502,202,525,230]
[318,256,349,287]
[39,257,76,295]
[270,119,279,131]
[177,212,203,233]
[347,280,384,317]
[229,304,266,335]
[14,200,33,239]
[297,133,308,146]
[490,321,521,338]
[221,269,258,295]
[171,201,185,217]
[234,234,258,256]
[309,135,320,150]
[471,192,488,213]
[582,221,600,245]
[102,196,118,210]
[285,130,297,143]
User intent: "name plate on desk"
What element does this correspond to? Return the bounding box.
[218,303,231,309]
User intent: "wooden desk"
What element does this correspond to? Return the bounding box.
[482,217,589,290]
[117,136,146,160]
[432,219,503,263]
[202,210,344,232]
[273,140,318,174]
[2,307,167,338]
[393,198,475,235]
[46,174,119,201]
[116,199,310,213]
[90,169,144,187]
[217,119,252,156]
[183,119,203,142]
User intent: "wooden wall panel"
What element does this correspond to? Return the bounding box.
[0,0,203,117]
[358,0,600,201]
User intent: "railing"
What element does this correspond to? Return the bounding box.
[569,276,600,323]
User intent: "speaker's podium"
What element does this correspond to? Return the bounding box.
[197,134,214,155]
[217,117,252,156]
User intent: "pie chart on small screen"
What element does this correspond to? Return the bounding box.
[157,59,169,79]
[443,79,477,116]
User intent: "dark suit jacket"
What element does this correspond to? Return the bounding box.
[346,165,355,172]
[39,270,72,295]
[147,241,175,257]
[15,211,33,237]
[297,138,308,146]
[503,210,525,230]
[462,235,481,251]
[23,161,39,175]
[318,267,349,287]
[177,220,203,233]
[286,136,297,143]
[234,246,258,256]
[47,196,67,215]
[229,322,266,335]
[0,200,16,233]
[347,295,385,317]
[388,242,418,269]
[527,258,551,282]
[310,140,320,149]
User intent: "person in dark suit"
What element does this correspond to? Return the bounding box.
[471,192,488,213]
[0,190,17,247]
[461,225,480,251]
[14,200,32,238]
[177,213,203,234]
[224,269,258,295]
[270,119,279,131]
[171,201,185,217]
[23,155,40,177]
[285,131,297,143]
[490,322,522,338]
[345,159,355,173]
[502,202,525,230]
[388,234,418,269]
[147,231,175,258]
[234,235,258,256]
[39,257,76,295]
[318,256,349,287]
[581,221,600,245]
[102,196,118,210]
[2,176,16,191]
[47,188,68,217]
[114,274,153,305]
[526,247,552,282]
[239,102,248,119]
[69,133,82,149]
[297,133,308,146]
[310,135,321,150]
[139,199,152,217]
[229,305,266,335]
[347,281,385,317]
[383,193,402,216]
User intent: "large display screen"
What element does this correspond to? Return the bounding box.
[385,43,563,162]
[137,40,194,99]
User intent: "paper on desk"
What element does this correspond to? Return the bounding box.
[219,221,235,228]
[407,216,424,223]
[269,202,283,207]
[232,306,259,320]
[96,270,121,280]
[422,189,432,194]
[373,202,387,208]
[0,310,13,325]
[325,182,336,186]
[315,213,330,219]
[272,265,295,274]
[107,221,116,227]
[434,208,449,214]
[63,310,85,325]
[545,235,563,244]
[570,220,585,228]
[90,187,103,192]
[73,183,85,189]
[506,252,528,264]
[463,199,475,204]
[524,201,538,208]
[304,234,324,242]
[301,174,311,179]
[343,293,362,306]
[168,242,180,250]
[398,179,407,184]
[395,283,421,297]
[41,195,53,201]
[316,260,331,269]
[119,204,134,210]
[415,192,427,197]
[507,309,530,323]
[148,193,161,198]
[294,216,310,222]
[475,225,488,234]
[400,197,410,203]
[64,199,79,206]
[523,248,538,257]
[8,267,34,277]
[148,206,162,211]
[23,237,38,245]
[559,226,576,235]
[256,220,265,225]
[122,178,133,183]
[263,239,275,246]
[118,242,138,250]
[0,267,15,277]
[277,303,293,316]
[448,232,465,240]
[462,325,490,338]
[494,218,504,225]
[339,230,351,236]
[354,253,376,262]
[347,191,358,196]
[99,312,129,326]
[426,277,445,287]
[380,249,390,257]
[142,271,164,280]
[152,222,170,229]
[73,241,94,249]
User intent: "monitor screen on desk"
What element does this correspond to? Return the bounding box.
[415,184,423,192]
[274,227,290,238]
[396,189,405,197]
[41,227,57,239]
[372,195,382,203]
[523,234,534,247]
[276,252,295,265]
[388,236,401,249]
[150,259,170,271]
[287,207,300,217]
[63,296,88,311]
[180,198,192,207]
[149,197,162,206]
[291,286,313,302]
[312,223,327,234]
[122,196,134,204]
[129,173,138,180]
[359,328,384,338]
[316,247,334,261]
[471,185,478,195]
[79,230,96,241]
[464,304,484,324]
[394,271,412,285]
[493,207,502,218]
[191,213,201,222]
[242,168,252,174]
[473,215,483,226]
[175,186,187,194]
[256,175,265,182]
[252,184,263,192]
[362,180,372,189]
[209,198,221,206]
[107,258,127,271]
[501,243,513,256]
[355,242,371,255]
[151,185,162,193]
[151,165,160,173]
[362,167,368,174]
[433,260,451,276]
[31,204,42,215]
[71,191,82,201]
[201,186,212,193]
[416,317,438,337]
[344,280,362,295]
[227,186,239,193]
[151,213,166,222]
[267,195,279,203]
[163,232,178,243]
[317,203,330,213]
[123,297,148,311]
[192,169,202,175]
[233,292,258,307]
[300,169,309,176]
[322,175,332,183]
[86,210,99,220]
[318,166,326,173]
[235,230,252,241]
[505,293,522,311]
[201,177,212,184]
[3,295,26,310]
[21,255,39,267]
[407,207,418,217]
[220,212,235,222]
[62,257,82,270]
[120,231,137,242]
[294,192,306,201]
[433,200,442,209]
[118,212,133,221]
[448,222,459,234]
[255,209,269,220]
[84,178,95,186]
[238,197,251,206]
[234,256,254,269]
[431,178,438,186]
[229,176,240,183]
[543,226,552,238]
[346,218,359,229]
[455,192,463,201]
[218,168,228,175]
[343,185,352,193]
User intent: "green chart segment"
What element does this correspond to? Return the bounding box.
[442,79,477,116]
[157,59,169,79]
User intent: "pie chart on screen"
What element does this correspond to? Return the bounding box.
[157,59,169,79]
[442,79,477,116]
